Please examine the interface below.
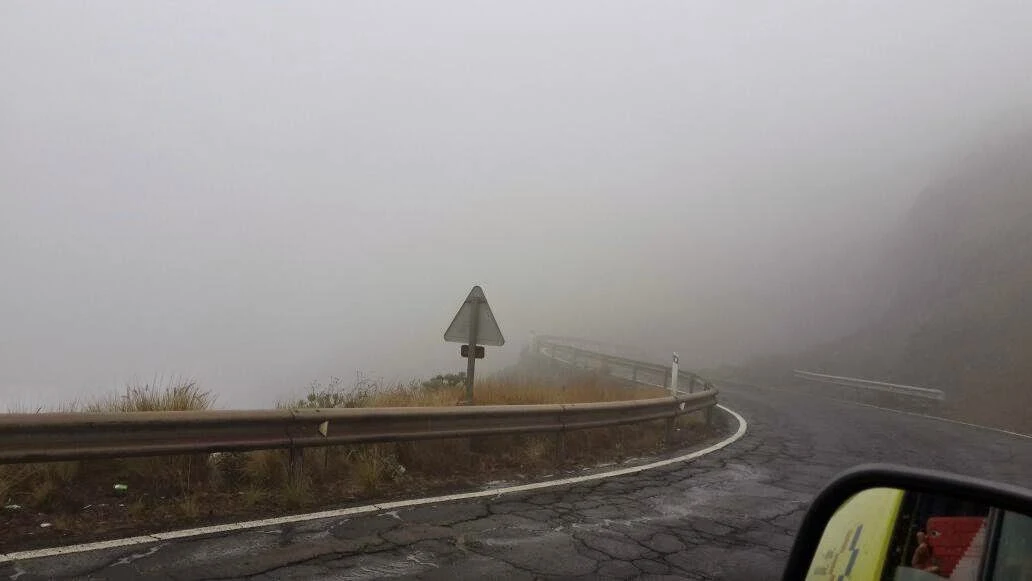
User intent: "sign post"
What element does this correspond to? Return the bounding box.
[444,286,504,404]
[464,295,480,403]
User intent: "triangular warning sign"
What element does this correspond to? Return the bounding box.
[444,286,505,346]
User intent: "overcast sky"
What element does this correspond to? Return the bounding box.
[3,1,1031,408]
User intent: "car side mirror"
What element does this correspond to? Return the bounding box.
[782,464,1032,581]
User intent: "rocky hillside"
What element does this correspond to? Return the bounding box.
[764,131,1032,429]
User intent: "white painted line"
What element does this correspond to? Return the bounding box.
[845,401,1032,440]
[0,536,161,562]
[227,504,385,532]
[151,522,245,540]
[0,404,747,564]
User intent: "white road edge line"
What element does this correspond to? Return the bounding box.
[845,400,1032,440]
[0,404,748,564]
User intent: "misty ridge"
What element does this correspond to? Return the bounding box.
[748,128,1032,431]
[2,2,1032,418]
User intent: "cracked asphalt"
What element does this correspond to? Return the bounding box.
[5,382,1032,580]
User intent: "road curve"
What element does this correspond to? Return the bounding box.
[5,383,1032,580]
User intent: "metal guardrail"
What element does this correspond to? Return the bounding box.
[794,370,945,401]
[0,396,716,465]
[0,341,718,467]
[534,335,716,394]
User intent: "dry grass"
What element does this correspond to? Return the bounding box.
[0,461,80,510]
[27,479,60,511]
[238,485,270,508]
[85,377,214,413]
[1,378,214,514]
[284,372,668,409]
[127,497,148,521]
[243,450,288,487]
[176,494,202,519]
[473,375,668,405]
[95,379,215,500]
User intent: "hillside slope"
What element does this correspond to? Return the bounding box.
[771,131,1032,429]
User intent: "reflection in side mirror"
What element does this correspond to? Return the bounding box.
[783,465,1032,581]
[805,487,1013,580]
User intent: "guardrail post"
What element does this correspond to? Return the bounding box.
[664,416,676,446]
[670,353,679,395]
[556,406,567,464]
[288,446,304,487]
[555,431,566,464]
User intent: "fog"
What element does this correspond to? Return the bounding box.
[3,2,1031,408]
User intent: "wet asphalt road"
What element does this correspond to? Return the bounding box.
[5,383,1032,580]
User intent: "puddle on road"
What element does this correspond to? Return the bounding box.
[646,463,809,524]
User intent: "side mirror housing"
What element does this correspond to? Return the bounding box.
[782,464,1032,581]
